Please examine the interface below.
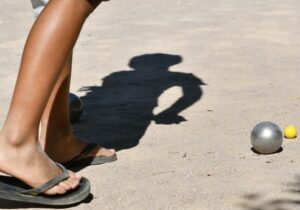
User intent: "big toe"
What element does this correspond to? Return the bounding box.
[44,171,81,195]
[45,185,67,195]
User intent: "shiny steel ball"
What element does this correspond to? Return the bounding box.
[251,122,283,154]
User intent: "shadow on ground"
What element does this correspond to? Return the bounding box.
[0,53,203,208]
[0,193,93,209]
[73,53,205,151]
[238,175,300,210]
[250,147,283,155]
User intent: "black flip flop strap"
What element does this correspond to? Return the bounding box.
[17,163,69,196]
[69,143,97,162]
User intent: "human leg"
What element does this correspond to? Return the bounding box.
[39,52,115,164]
[0,0,101,195]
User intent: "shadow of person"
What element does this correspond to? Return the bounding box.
[73,53,205,151]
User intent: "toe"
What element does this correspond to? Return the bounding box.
[68,177,80,189]
[65,179,78,190]
[55,185,67,195]
[59,180,72,191]
[69,170,82,180]
[96,147,116,157]
[72,179,80,189]
[44,171,81,195]
[45,185,67,195]
[67,172,81,187]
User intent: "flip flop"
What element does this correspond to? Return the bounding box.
[0,163,90,206]
[62,143,117,170]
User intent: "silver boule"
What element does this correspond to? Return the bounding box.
[251,122,283,154]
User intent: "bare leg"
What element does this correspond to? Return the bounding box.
[40,52,115,163]
[0,0,100,195]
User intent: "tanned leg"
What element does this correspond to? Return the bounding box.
[40,52,115,163]
[0,0,102,195]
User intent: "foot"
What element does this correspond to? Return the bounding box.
[42,133,116,164]
[0,134,81,195]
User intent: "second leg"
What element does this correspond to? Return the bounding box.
[40,52,115,164]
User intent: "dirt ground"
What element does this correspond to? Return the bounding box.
[1,0,300,209]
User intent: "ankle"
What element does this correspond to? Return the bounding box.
[0,128,38,147]
[43,134,85,163]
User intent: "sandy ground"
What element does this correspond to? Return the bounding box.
[1,0,300,209]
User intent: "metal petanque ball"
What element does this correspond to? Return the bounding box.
[251,122,283,154]
[69,93,84,123]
